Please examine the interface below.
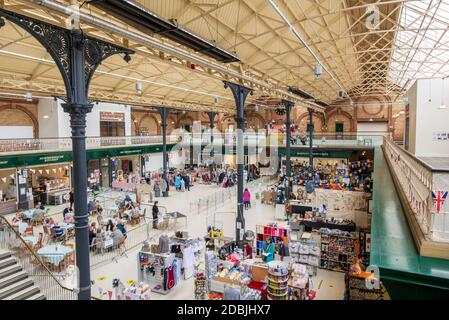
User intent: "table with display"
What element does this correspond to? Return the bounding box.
[21,208,45,220]
[295,219,356,232]
[287,202,313,217]
[164,211,188,229]
[37,244,73,266]
[47,188,70,205]
[0,199,17,215]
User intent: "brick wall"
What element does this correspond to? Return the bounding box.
[0,100,39,137]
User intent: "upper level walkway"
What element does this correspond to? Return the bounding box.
[371,146,449,299]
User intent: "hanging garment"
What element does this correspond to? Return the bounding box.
[183,246,195,279]
[166,265,175,290]
[159,235,170,253]
[173,259,181,285]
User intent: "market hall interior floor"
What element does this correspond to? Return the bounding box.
[87,180,345,300]
[5,178,346,300]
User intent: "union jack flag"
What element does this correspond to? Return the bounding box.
[432,191,448,214]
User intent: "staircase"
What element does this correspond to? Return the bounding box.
[0,250,46,300]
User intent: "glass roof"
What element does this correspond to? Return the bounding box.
[388,0,449,89]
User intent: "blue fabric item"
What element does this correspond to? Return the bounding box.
[173,259,181,285]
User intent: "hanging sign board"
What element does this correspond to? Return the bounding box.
[100,112,125,122]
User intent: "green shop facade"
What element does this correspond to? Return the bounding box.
[0,144,173,215]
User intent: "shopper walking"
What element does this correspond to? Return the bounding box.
[175,175,181,191]
[152,201,159,229]
[69,188,74,210]
[243,188,251,210]
[183,174,190,191]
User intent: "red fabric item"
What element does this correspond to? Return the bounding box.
[166,266,174,290]
[248,281,268,300]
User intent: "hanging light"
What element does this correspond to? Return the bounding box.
[135,81,142,94]
[440,77,447,109]
[25,92,32,101]
[314,63,323,80]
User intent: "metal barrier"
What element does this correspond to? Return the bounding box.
[0,216,77,300]
[188,175,276,216]
[88,205,185,269]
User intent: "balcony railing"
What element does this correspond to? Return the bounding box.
[0,135,179,153]
[383,137,435,239]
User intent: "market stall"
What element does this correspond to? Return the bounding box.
[0,168,17,214]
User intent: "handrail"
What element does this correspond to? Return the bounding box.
[0,215,77,300]
[382,136,434,237]
[385,137,436,172]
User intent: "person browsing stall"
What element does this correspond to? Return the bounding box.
[262,236,275,262]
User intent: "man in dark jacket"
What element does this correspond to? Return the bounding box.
[152,201,159,229]
[183,175,190,191]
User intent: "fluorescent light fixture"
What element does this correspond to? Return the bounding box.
[135,81,142,94]
[43,115,49,119]
[25,92,33,101]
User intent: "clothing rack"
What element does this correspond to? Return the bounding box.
[137,251,179,295]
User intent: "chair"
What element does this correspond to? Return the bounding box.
[34,233,44,251]
[42,225,51,244]
[95,238,104,255]
[118,236,126,255]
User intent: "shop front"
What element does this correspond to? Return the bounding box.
[0,168,18,214]
[88,158,111,189]
[27,163,71,206]
[0,143,171,212]
[110,155,141,190]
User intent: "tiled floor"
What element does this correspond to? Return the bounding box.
[6,179,346,300]
[89,181,346,300]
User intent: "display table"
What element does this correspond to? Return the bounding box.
[0,199,16,215]
[164,211,187,229]
[242,259,268,282]
[37,244,73,266]
[288,203,313,216]
[298,219,356,232]
[112,180,137,191]
[47,188,70,205]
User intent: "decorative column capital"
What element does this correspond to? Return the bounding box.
[207,111,216,129]
[223,81,254,107]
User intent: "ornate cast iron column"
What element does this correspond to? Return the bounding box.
[0,9,133,300]
[308,108,315,171]
[282,100,294,203]
[158,107,169,197]
[207,112,217,178]
[223,81,253,248]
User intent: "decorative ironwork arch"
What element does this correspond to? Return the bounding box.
[0,9,133,100]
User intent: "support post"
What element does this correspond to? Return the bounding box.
[158,107,169,197]
[282,100,294,204]
[224,81,253,248]
[0,9,134,301]
[207,112,217,178]
[61,31,93,301]
[308,108,314,171]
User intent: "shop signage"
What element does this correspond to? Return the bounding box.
[100,112,125,122]
[119,149,143,155]
[38,155,67,163]
[0,144,174,170]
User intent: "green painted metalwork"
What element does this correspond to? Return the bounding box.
[0,144,173,169]
[371,147,449,299]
